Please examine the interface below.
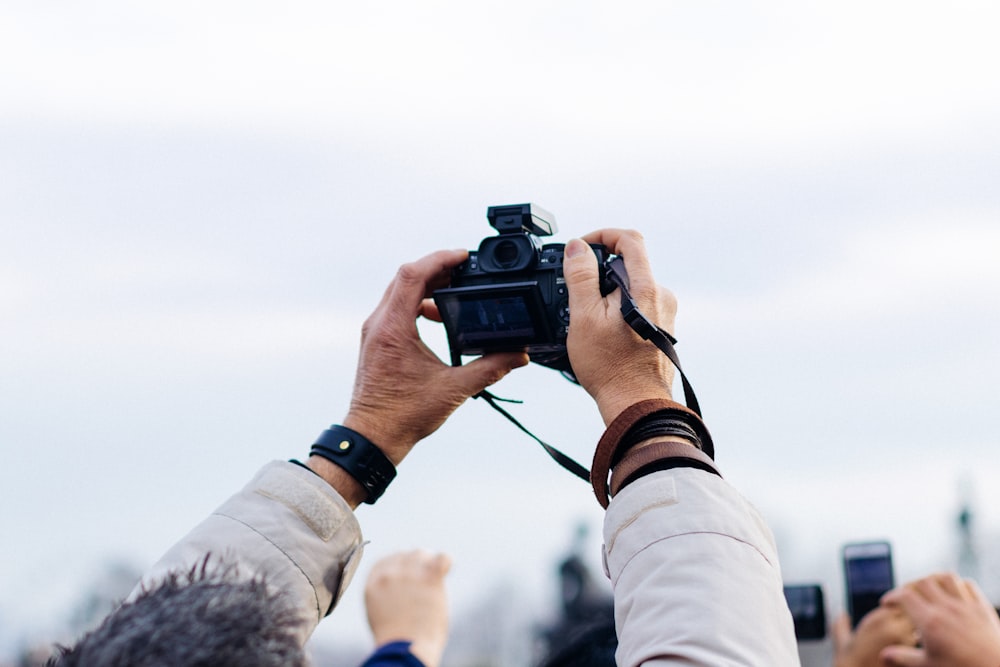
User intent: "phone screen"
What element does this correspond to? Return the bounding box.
[783,584,826,640]
[843,541,894,627]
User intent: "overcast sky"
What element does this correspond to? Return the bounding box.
[2,0,999,659]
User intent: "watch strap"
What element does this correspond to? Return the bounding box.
[310,425,396,504]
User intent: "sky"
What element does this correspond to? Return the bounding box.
[2,0,999,660]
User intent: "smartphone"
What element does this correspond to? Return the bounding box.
[783,584,826,640]
[843,541,894,627]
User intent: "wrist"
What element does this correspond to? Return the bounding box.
[593,385,674,427]
[306,455,368,509]
[590,398,716,508]
[343,411,412,466]
[621,435,697,456]
[309,425,397,505]
[409,638,446,667]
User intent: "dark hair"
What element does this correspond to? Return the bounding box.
[49,558,308,667]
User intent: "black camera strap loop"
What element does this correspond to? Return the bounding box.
[605,256,703,418]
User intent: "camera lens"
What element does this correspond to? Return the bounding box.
[494,240,520,268]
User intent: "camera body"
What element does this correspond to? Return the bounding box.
[432,203,614,378]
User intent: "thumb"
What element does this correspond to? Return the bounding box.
[452,351,529,396]
[563,238,601,317]
[880,645,926,667]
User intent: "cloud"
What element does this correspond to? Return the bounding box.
[2,1,997,153]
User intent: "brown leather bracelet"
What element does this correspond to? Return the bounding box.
[590,398,714,508]
[609,440,721,497]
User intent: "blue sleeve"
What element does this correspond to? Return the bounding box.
[358,641,426,667]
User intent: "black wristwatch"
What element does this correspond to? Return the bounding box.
[310,425,397,504]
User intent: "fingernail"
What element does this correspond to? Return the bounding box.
[565,238,587,258]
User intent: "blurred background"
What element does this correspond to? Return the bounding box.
[2,1,998,665]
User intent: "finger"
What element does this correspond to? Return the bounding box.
[580,228,648,259]
[580,228,657,305]
[653,285,679,336]
[405,548,449,577]
[405,547,434,562]
[451,351,529,396]
[419,249,469,296]
[882,606,920,646]
[963,578,1000,616]
[430,553,453,578]
[366,555,399,590]
[419,298,443,323]
[881,585,904,605]
[884,585,932,627]
[880,645,927,667]
[831,612,853,654]
[910,573,957,605]
[881,586,900,605]
[563,238,603,320]
[932,572,966,599]
[385,249,469,314]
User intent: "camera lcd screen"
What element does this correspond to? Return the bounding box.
[452,295,535,342]
[433,282,550,351]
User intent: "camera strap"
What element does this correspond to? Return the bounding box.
[476,390,591,481]
[605,256,702,417]
[475,255,705,483]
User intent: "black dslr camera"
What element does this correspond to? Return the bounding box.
[432,203,615,380]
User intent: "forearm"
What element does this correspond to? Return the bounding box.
[605,468,798,666]
[131,461,364,642]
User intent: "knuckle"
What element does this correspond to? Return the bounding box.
[922,611,946,635]
[360,315,377,338]
[360,315,393,347]
[631,282,658,305]
[396,261,423,285]
[661,288,678,313]
[622,228,645,244]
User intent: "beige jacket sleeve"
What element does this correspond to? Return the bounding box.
[132,461,365,641]
[604,468,799,667]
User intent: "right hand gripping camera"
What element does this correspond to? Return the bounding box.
[432,203,617,381]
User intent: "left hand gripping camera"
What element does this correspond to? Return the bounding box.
[433,203,616,382]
